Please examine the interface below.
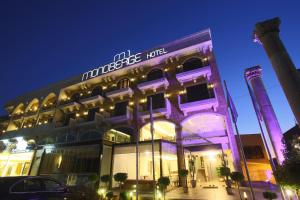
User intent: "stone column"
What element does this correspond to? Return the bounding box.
[245,66,284,164]
[254,17,300,125]
[175,125,186,187]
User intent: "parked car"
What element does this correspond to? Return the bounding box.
[0,176,69,200]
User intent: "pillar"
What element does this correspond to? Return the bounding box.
[245,66,284,164]
[175,125,186,187]
[254,17,300,125]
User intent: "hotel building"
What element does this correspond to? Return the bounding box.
[0,29,241,187]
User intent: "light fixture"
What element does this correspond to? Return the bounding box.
[76,113,80,117]
[164,68,169,72]
[100,108,104,112]
[109,106,114,110]
[83,111,88,115]
[286,189,293,197]
[208,83,214,89]
[140,98,146,103]
[177,65,182,69]
[102,86,107,90]
[130,78,135,82]
[164,93,171,98]
[38,122,42,125]
[44,120,48,124]
[28,124,32,128]
[88,91,92,94]
[243,192,248,199]
[129,101,134,106]
[142,75,146,78]
[193,79,197,83]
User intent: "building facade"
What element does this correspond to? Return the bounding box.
[0,29,240,188]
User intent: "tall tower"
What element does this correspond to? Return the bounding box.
[245,66,284,164]
[254,17,300,126]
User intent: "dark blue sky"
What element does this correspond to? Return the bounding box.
[0,0,299,134]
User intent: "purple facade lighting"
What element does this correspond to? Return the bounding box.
[245,66,284,164]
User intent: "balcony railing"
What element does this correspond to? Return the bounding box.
[137,77,169,94]
[178,96,218,116]
[176,65,211,84]
[80,95,105,105]
[106,87,133,99]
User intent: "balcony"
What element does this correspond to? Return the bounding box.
[106,87,133,100]
[140,98,171,121]
[137,78,169,94]
[179,97,218,116]
[105,106,133,124]
[176,65,211,84]
[80,95,105,105]
[58,101,80,112]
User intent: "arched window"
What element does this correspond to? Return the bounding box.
[147,69,164,81]
[182,58,204,72]
[91,86,103,96]
[118,78,130,89]
[71,93,80,102]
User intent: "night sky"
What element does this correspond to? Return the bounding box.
[1,0,299,134]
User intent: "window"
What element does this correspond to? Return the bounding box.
[182,84,211,103]
[91,86,103,96]
[243,146,264,159]
[118,78,130,89]
[24,179,43,192]
[147,69,164,81]
[147,93,165,110]
[43,179,62,192]
[114,101,128,116]
[71,93,80,102]
[182,58,204,72]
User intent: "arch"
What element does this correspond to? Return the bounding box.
[25,98,39,113]
[117,78,130,89]
[12,103,25,115]
[147,69,164,81]
[180,112,226,137]
[182,57,204,72]
[140,120,176,142]
[91,85,103,96]
[41,93,57,107]
[71,92,80,102]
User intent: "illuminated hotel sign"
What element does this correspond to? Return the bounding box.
[82,48,168,81]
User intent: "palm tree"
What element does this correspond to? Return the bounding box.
[158,176,170,200]
[230,171,244,200]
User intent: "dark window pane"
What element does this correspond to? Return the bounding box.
[243,146,264,159]
[24,179,43,192]
[147,69,164,81]
[118,79,130,89]
[185,84,210,103]
[182,58,203,72]
[11,181,25,192]
[43,179,62,192]
[91,87,103,96]
[114,101,128,116]
[147,93,165,110]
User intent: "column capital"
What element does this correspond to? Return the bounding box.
[244,65,262,81]
[254,17,281,41]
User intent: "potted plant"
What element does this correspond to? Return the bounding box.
[220,166,232,194]
[263,191,278,200]
[230,171,244,200]
[188,155,197,188]
[106,191,114,200]
[114,173,128,189]
[158,176,170,200]
[100,174,111,189]
[178,169,188,193]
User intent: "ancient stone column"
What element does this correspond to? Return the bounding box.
[254,17,300,125]
[245,66,284,164]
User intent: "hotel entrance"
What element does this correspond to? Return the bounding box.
[0,152,33,176]
[184,145,234,187]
